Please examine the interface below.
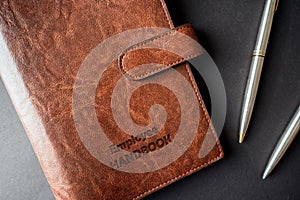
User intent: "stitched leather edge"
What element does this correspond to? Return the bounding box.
[131,0,224,199]
[132,63,224,200]
[119,24,202,80]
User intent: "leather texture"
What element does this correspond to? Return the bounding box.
[119,24,202,80]
[0,0,223,199]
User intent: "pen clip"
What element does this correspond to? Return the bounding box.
[275,0,279,11]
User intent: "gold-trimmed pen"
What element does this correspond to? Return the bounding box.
[239,0,279,143]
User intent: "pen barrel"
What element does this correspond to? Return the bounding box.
[272,105,300,160]
[240,56,265,134]
[253,0,277,56]
[265,105,300,174]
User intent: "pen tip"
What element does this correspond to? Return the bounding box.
[239,133,246,143]
[262,172,268,180]
[262,167,271,180]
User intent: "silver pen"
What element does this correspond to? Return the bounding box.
[239,0,279,143]
[262,104,300,179]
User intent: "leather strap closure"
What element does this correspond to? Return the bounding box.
[118,24,203,80]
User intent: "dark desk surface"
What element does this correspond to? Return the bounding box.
[1,0,299,199]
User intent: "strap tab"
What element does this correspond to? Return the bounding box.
[118,24,203,80]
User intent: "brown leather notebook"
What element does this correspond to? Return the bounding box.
[0,0,223,199]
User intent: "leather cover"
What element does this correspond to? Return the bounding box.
[0,0,223,199]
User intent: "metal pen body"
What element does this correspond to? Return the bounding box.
[253,0,278,57]
[263,105,300,179]
[239,0,278,143]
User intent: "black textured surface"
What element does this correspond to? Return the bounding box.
[0,0,300,199]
